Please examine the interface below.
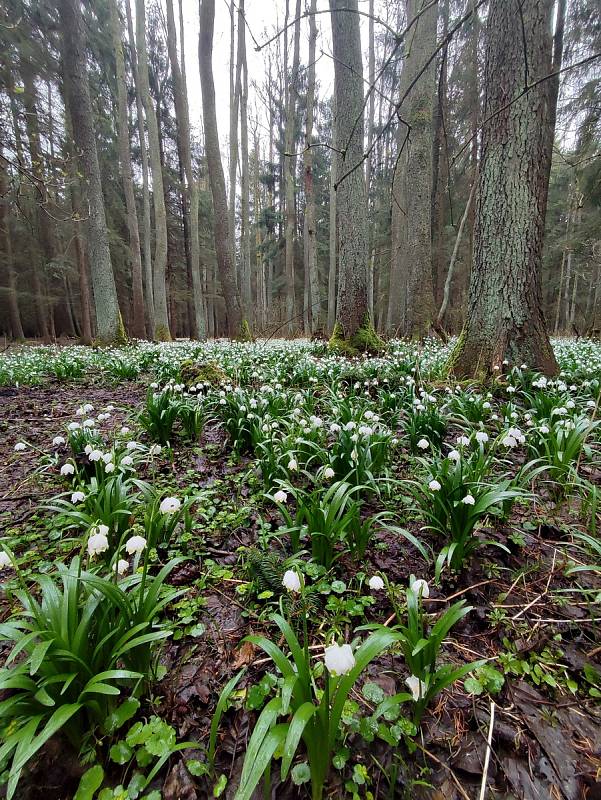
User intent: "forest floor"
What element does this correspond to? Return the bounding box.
[0,339,600,800]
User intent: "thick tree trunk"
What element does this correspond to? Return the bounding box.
[166,0,206,339]
[60,0,122,343]
[431,0,449,308]
[229,3,239,284]
[109,0,146,339]
[199,0,246,339]
[329,0,380,351]
[135,0,171,340]
[0,152,24,339]
[452,0,558,377]
[327,111,337,334]
[304,0,319,332]
[404,0,438,338]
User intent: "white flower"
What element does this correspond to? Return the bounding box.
[410,578,430,598]
[539,425,549,434]
[121,455,134,467]
[52,436,65,446]
[120,426,130,435]
[447,449,460,462]
[71,491,85,503]
[462,494,475,505]
[160,496,181,514]
[428,479,441,492]
[149,444,162,456]
[113,559,129,575]
[323,467,335,480]
[417,438,430,450]
[282,569,301,592]
[87,530,109,557]
[104,462,115,473]
[502,435,517,448]
[14,442,26,452]
[368,575,385,591]
[405,675,427,702]
[287,458,298,472]
[475,431,489,443]
[89,449,103,462]
[126,441,140,451]
[61,463,75,476]
[84,444,93,455]
[102,452,113,464]
[324,643,356,676]
[0,551,12,570]
[274,490,288,503]
[125,535,147,555]
[330,423,341,434]
[67,422,81,431]
[456,436,470,446]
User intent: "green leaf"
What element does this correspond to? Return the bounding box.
[103,698,141,735]
[291,762,311,785]
[110,741,133,765]
[213,774,228,797]
[186,760,209,777]
[74,764,104,800]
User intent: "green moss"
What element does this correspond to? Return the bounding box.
[328,314,385,355]
[115,313,128,346]
[180,359,227,387]
[236,319,253,342]
[92,313,129,347]
[155,324,172,343]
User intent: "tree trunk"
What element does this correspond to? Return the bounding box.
[431,0,449,308]
[166,0,206,339]
[304,0,319,332]
[238,0,251,315]
[125,0,153,336]
[229,2,240,285]
[404,0,438,338]
[365,0,375,323]
[198,0,246,338]
[329,0,380,351]
[135,0,170,340]
[0,152,24,339]
[327,109,337,334]
[109,0,146,339]
[451,0,558,377]
[60,0,122,343]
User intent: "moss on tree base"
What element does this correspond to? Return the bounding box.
[328,315,385,355]
[236,319,253,342]
[180,359,227,387]
[155,324,172,342]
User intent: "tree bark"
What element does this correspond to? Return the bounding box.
[404,0,438,338]
[327,104,337,334]
[284,0,302,333]
[125,0,154,336]
[198,0,246,338]
[135,0,171,340]
[329,0,380,351]
[109,0,146,339]
[238,0,251,315]
[60,0,122,343]
[166,0,206,339]
[0,151,24,339]
[452,0,558,377]
[304,0,319,332]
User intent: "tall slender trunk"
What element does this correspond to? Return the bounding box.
[125,0,153,336]
[199,0,245,338]
[327,111,337,334]
[135,0,170,339]
[109,0,146,339]
[431,0,449,308]
[60,0,122,342]
[304,0,319,332]
[238,0,251,315]
[437,177,476,328]
[366,0,375,323]
[229,3,240,284]
[166,0,206,339]
[284,0,301,333]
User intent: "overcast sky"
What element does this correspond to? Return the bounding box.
[179,0,385,157]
